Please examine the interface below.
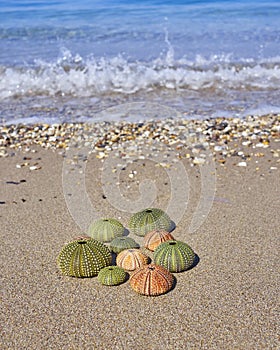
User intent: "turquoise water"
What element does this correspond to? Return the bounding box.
[1,0,280,123]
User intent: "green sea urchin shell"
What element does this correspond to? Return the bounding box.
[128,208,172,237]
[109,236,140,254]
[57,239,112,277]
[72,235,91,241]
[97,266,127,286]
[153,240,195,272]
[88,218,125,242]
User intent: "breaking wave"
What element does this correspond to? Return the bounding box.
[1,49,280,100]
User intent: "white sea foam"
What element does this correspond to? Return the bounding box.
[1,49,280,100]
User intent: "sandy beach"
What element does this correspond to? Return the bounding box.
[1,115,279,349]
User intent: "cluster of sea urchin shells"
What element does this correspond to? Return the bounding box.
[57,208,197,296]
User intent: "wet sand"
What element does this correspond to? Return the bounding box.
[1,116,279,349]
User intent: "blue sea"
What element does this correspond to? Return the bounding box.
[1,0,280,124]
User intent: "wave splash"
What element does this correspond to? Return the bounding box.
[1,48,280,100]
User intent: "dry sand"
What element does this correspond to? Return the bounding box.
[1,118,279,349]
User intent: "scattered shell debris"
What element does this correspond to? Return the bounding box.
[1,114,279,169]
[237,162,247,167]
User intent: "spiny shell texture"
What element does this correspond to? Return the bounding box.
[88,218,125,242]
[128,208,172,237]
[154,240,195,272]
[143,230,175,251]
[110,236,140,254]
[57,239,112,277]
[97,266,127,286]
[130,263,174,296]
[73,235,91,241]
[116,249,149,271]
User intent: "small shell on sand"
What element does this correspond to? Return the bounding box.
[88,218,125,243]
[116,249,149,271]
[109,236,140,254]
[143,230,175,252]
[153,240,196,273]
[97,266,127,286]
[130,263,174,296]
[129,208,172,237]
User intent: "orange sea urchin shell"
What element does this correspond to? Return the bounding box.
[143,230,175,251]
[130,263,174,296]
[116,249,149,271]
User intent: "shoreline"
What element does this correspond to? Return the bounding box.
[1,113,279,349]
[1,113,279,153]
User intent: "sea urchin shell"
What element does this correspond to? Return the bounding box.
[130,263,174,296]
[116,249,149,271]
[88,218,125,242]
[110,236,140,254]
[143,230,175,251]
[128,208,172,237]
[72,235,91,241]
[154,240,195,272]
[57,239,112,277]
[97,266,127,286]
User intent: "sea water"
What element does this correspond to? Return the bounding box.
[0,0,280,124]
